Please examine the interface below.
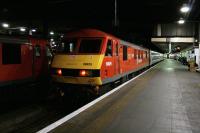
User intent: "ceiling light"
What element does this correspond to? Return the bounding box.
[180,4,190,13]
[178,19,185,24]
[50,31,54,35]
[20,27,26,32]
[31,29,36,32]
[2,23,9,28]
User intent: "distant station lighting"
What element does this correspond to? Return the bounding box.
[20,27,26,32]
[2,23,9,28]
[50,38,54,41]
[50,31,54,35]
[180,4,190,13]
[178,19,185,24]
[31,29,36,32]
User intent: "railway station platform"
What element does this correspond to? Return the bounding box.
[50,59,200,133]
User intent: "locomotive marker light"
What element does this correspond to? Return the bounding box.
[80,70,87,76]
[57,69,62,76]
[79,70,93,77]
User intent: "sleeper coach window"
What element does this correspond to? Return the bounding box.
[105,40,112,56]
[2,43,21,64]
[79,39,102,53]
[123,45,128,60]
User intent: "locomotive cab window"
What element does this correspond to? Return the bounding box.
[123,45,128,60]
[58,39,77,53]
[105,40,112,56]
[35,45,41,57]
[79,39,102,53]
[2,43,21,64]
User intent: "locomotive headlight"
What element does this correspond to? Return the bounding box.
[57,69,62,76]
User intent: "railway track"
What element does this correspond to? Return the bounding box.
[0,66,150,133]
[0,84,96,133]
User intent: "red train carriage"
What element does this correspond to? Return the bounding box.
[0,36,52,87]
[51,29,150,94]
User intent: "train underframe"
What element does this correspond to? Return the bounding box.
[52,66,149,97]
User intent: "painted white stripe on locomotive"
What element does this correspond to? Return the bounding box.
[37,63,159,133]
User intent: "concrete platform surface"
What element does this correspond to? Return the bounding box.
[51,59,200,133]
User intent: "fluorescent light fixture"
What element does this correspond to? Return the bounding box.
[180,5,190,13]
[178,19,185,24]
[31,29,36,32]
[50,31,54,35]
[20,27,26,32]
[2,23,9,28]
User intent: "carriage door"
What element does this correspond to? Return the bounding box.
[113,40,120,75]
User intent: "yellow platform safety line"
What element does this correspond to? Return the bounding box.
[52,75,103,85]
[51,54,105,69]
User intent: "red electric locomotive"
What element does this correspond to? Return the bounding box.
[51,29,150,94]
[0,35,52,87]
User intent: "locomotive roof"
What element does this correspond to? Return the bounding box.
[65,29,148,51]
[120,40,148,51]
